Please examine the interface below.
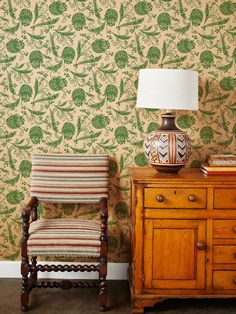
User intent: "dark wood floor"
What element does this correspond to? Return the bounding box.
[1,279,236,313]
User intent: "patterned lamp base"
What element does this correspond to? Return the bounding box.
[144,114,192,173]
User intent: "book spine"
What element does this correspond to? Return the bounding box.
[209,155,236,160]
[200,168,207,174]
[200,168,236,175]
[208,160,236,167]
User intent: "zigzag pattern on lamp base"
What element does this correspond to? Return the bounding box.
[144,114,192,173]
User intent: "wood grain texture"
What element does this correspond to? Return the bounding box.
[214,189,236,209]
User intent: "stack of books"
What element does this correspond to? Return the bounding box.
[200,154,236,175]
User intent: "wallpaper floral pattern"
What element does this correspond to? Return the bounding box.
[0,0,235,262]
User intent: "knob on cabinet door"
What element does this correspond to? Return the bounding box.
[233,277,236,285]
[197,241,207,250]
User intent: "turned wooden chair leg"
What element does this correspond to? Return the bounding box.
[21,256,30,312]
[99,197,108,312]
[99,257,107,312]
[21,207,31,311]
[29,256,37,287]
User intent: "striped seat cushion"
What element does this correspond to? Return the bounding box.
[31,154,109,203]
[28,219,101,257]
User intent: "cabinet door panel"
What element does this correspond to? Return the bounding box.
[153,228,195,280]
[144,219,206,290]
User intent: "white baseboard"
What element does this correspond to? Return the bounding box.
[0,261,128,280]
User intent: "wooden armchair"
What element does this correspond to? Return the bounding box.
[21,154,109,312]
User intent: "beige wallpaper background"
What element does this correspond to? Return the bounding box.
[0,0,235,262]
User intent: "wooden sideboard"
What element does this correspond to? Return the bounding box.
[129,167,236,313]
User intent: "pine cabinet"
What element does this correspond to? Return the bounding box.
[129,168,236,313]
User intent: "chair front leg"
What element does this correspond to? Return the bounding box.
[21,197,38,311]
[99,257,107,312]
[29,256,37,287]
[99,197,108,312]
[21,210,30,312]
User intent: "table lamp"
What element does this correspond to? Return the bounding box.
[136,68,198,173]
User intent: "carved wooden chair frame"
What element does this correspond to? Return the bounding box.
[21,196,108,312]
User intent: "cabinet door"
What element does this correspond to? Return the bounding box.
[144,219,206,289]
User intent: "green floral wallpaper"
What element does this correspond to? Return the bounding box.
[0,0,235,262]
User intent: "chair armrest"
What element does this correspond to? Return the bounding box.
[22,196,38,225]
[21,197,38,247]
[22,197,38,214]
[100,197,108,222]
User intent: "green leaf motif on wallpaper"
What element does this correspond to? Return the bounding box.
[92,115,110,129]
[0,0,235,262]
[177,39,195,53]
[4,23,20,34]
[19,9,33,26]
[29,126,43,144]
[190,9,203,26]
[29,51,43,69]
[3,175,20,185]
[177,115,195,129]
[62,122,76,140]
[0,207,16,216]
[104,9,118,26]
[157,13,171,31]
[6,114,24,129]
[6,190,24,205]
[6,39,24,53]
[115,51,129,68]
[200,126,214,144]
[49,77,67,91]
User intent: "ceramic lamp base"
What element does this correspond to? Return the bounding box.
[144,114,192,173]
[149,163,184,174]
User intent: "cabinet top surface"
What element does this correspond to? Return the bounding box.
[129,167,236,184]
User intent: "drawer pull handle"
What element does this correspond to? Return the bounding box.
[197,241,207,250]
[156,194,164,202]
[233,253,236,258]
[188,194,196,202]
[233,277,236,285]
[233,227,236,233]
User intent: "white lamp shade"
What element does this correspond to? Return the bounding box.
[136,68,199,110]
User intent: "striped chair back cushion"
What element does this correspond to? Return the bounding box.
[31,154,109,203]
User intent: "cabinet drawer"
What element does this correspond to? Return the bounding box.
[213,220,236,238]
[144,188,206,209]
[214,188,236,209]
[213,271,236,289]
[213,245,236,264]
